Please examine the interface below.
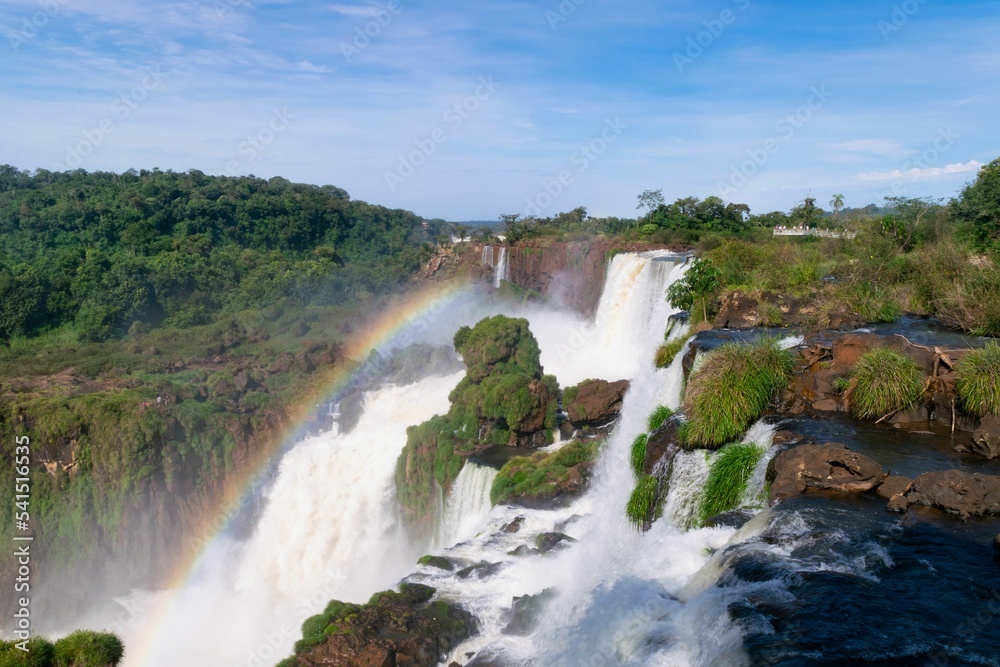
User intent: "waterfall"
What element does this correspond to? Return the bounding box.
[124,372,463,666]
[435,462,497,549]
[493,246,509,288]
[482,244,495,268]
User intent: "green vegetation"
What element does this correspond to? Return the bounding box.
[630,434,648,478]
[683,340,793,448]
[625,474,660,530]
[850,348,924,419]
[698,442,763,525]
[666,258,721,323]
[646,405,673,432]
[0,631,123,667]
[396,316,559,526]
[655,333,692,368]
[0,167,441,344]
[490,440,598,505]
[955,342,1000,416]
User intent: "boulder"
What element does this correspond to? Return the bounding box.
[702,509,755,529]
[294,584,474,667]
[501,516,524,533]
[533,532,575,554]
[957,415,1000,459]
[503,589,557,636]
[713,291,760,329]
[905,470,1000,519]
[417,555,454,571]
[768,442,885,502]
[876,475,914,500]
[563,379,630,427]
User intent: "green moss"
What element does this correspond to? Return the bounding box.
[683,340,792,448]
[490,440,598,505]
[698,442,763,525]
[850,348,924,419]
[630,434,648,478]
[956,342,1000,416]
[625,474,659,530]
[646,405,673,432]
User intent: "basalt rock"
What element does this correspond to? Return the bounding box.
[563,378,630,428]
[503,589,558,636]
[903,470,1000,519]
[957,415,1000,460]
[876,475,914,500]
[290,584,475,667]
[768,442,885,503]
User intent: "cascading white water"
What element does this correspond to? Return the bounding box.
[435,461,497,549]
[122,372,463,667]
[493,246,509,288]
[482,244,495,268]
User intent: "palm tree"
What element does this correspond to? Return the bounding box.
[830,194,845,223]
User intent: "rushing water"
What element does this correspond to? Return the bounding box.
[105,249,1000,666]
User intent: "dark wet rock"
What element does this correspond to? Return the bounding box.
[506,545,535,557]
[503,589,557,636]
[563,379,630,427]
[958,415,1000,459]
[994,534,1000,552]
[642,418,682,476]
[768,442,885,502]
[702,509,755,529]
[501,516,524,533]
[232,370,256,392]
[887,494,910,513]
[456,562,504,580]
[876,475,914,500]
[905,470,1000,519]
[533,532,575,553]
[292,583,474,667]
[713,290,761,328]
[554,514,585,532]
[417,555,454,571]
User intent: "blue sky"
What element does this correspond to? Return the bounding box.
[1,0,997,220]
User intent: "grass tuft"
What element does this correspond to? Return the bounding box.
[683,339,793,448]
[655,333,692,369]
[630,434,648,478]
[850,347,924,419]
[646,405,673,432]
[956,341,1000,416]
[698,442,763,525]
[52,630,125,667]
[625,474,659,530]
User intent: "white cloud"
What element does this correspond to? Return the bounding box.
[328,3,386,18]
[854,160,983,182]
[832,139,909,157]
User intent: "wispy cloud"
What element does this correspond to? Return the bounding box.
[855,160,984,183]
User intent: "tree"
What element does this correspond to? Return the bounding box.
[830,194,845,223]
[666,258,721,323]
[455,225,469,242]
[952,159,1000,249]
[636,189,665,216]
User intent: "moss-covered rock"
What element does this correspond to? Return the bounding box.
[396,316,559,528]
[490,440,599,507]
[280,583,475,667]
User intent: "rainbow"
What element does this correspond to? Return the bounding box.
[127,279,478,664]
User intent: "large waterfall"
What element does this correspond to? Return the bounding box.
[116,250,709,666]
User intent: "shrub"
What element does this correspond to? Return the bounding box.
[490,440,598,505]
[683,340,793,448]
[625,474,659,530]
[630,434,648,477]
[698,442,763,525]
[956,342,1000,416]
[832,377,851,393]
[851,348,924,419]
[646,405,673,432]
[755,301,783,327]
[52,631,124,667]
[0,637,55,667]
